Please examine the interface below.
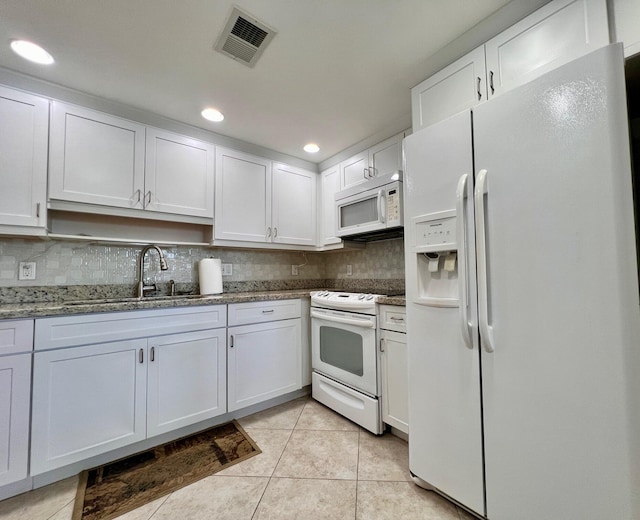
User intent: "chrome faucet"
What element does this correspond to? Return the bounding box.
[136,245,169,298]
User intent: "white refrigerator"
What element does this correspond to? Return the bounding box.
[403,43,640,520]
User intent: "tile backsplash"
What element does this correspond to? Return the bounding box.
[0,238,405,289]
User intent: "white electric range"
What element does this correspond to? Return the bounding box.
[310,290,386,434]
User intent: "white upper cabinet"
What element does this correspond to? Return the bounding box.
[485,0,609,99]
[272,162,317,246]
[215,147,317,246]
[214,147,271,243]
[49,102,146,209]
[412,47,487,132]
[340,132,404,190]
[319,165,341,246]
[145,128,214,218]
[610,0,640,57]
[340,150,369,190]
[0,86,48,234]
[49,102,215,220]
[411,0,609,131]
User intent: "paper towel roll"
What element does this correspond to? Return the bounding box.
[199,258,223,295]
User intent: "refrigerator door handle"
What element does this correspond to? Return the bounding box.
[474,168,495,353]
[456,174,474,350]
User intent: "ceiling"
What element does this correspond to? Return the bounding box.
[0,0,514,163]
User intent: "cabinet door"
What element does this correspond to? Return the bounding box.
[612,0,640,57]
[228,319,302,412]
[147,329,226,437]
[214,147,271,242]
[272,163,317,246]
[0,86,48,231]
[319,165,341,245]
[369,133,403,178]
[145,128,214,218]
[31,339,147,475]
[49,102,146,208]
[485,0,609,99]
[380,329,408,434]
[0,354,31,487]
[340,150,369,190]
[411,47,486,131]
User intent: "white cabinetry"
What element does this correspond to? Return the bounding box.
[319,164,341,246]
[611,0,640,57]
[484,0,609,99]
[379,305,408,434]
[31,306,226,475]
[411,0,609,131]
[144,128,214,218]
[411,47,487,131]
[0,320,32,487]
[227,300,302,411]
[215,147,317,246]
[0,86,48,235]
[340,133,403,190]
[272,162,317,246]
[49,102,214,220]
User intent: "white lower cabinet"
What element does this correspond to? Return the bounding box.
[227,300,302,412]
[31,307,227,475]
[147,329,226,437]
[31,339,148,475]
[379,305,408,434]
[0,320,33,488]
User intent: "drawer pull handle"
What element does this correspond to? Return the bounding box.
[262,309,275,314]
[390,317,404,322]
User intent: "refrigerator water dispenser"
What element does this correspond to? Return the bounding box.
[411,210,459,307]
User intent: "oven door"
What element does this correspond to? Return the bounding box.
[311,307,378,396]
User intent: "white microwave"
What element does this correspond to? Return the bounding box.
[335,171,403,240]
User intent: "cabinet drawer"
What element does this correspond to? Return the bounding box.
[379,305,406,333]
[228,299,301,326]
[35,305,226,351]
[0,319,34,355]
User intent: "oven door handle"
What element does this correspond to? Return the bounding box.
[311,309,376,328]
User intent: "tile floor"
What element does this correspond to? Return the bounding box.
[0,397,475,520]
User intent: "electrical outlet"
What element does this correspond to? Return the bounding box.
[221,263,233,276]
[291,265,299,276]
[346,264,353,276]
[18,261,36,280]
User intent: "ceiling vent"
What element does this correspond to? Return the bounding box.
[214,7,277,68]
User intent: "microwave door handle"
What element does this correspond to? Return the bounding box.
[377,190,385,223]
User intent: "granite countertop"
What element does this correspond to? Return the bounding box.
[0,289,318,320]
[0,287,406,320]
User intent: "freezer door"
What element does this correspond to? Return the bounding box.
[403,111,485,516]
[473,44,640,520]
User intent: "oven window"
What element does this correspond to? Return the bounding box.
[319,326,364,376]
[340,197,377,228]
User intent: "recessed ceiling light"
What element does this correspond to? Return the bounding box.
[201,108,224,122]
[304,143,320,153]
[10,40,54,65]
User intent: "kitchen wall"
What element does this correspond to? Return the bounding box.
[0,237,404,290]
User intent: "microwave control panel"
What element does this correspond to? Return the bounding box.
[386,189,400,222]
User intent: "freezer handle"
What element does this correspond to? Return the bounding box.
[456,174,473,349]
[474,169,495,353]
